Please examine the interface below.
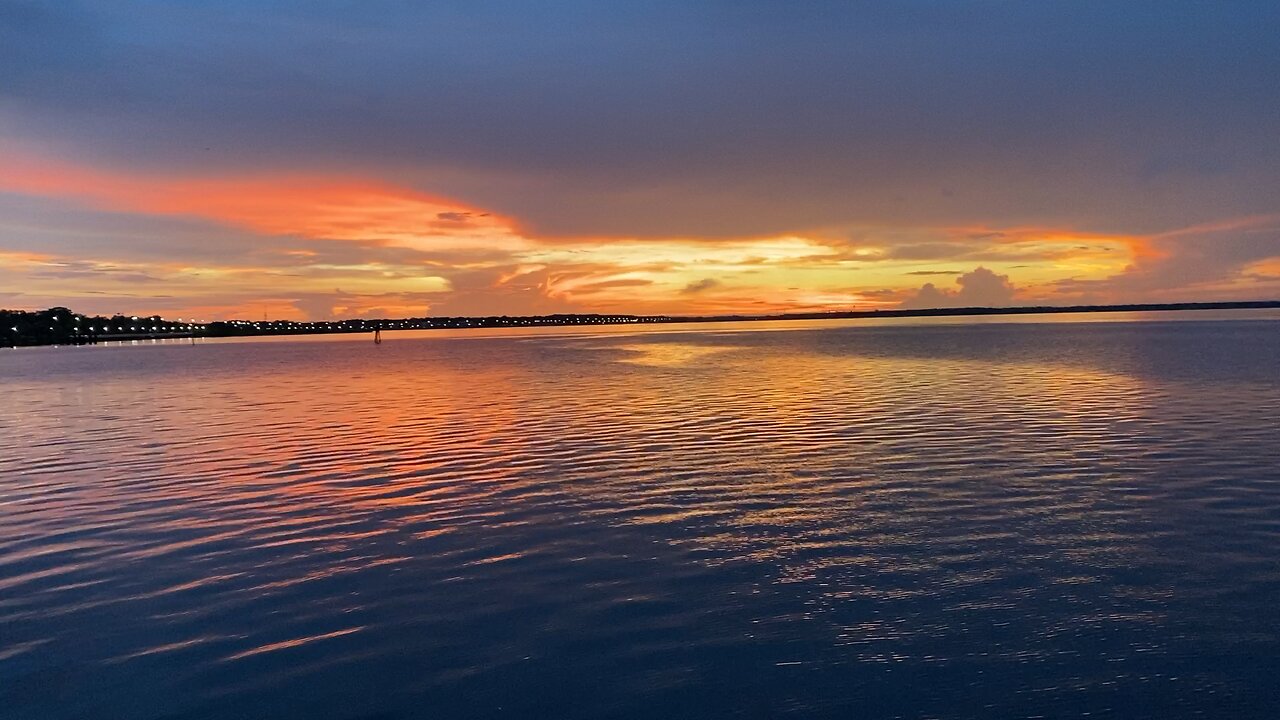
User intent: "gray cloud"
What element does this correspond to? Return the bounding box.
[681,278,721,295]
[2,2,1278,239]
[900,267,1017,309]
[884,244,972,261]
[1054,222,1280,302]
[0,192,518,271]
[28,260,162,284]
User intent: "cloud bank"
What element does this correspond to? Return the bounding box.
[1,1,1277,318]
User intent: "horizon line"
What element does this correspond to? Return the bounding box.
[6,298,1279,326]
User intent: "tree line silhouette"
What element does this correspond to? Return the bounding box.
[4,301,1277,348]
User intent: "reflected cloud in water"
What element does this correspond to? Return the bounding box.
[1,313,1278,718]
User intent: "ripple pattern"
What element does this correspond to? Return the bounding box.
[2,317,1279,719]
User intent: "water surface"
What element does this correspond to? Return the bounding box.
[3,314,1279,718]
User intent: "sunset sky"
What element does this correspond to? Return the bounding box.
[2,1,1279,320]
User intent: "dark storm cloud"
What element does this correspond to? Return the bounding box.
[3,1,1279,238]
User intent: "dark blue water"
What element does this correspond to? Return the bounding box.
[2,315,1279,718]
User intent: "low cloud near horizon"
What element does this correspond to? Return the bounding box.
[900,267,1018,310]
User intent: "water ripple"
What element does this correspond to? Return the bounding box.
[1,316,1279,718]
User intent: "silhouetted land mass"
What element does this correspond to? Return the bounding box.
[1,308,205,348]
[3,301,1278,348]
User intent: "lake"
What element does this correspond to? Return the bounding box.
[3,312,1279,719]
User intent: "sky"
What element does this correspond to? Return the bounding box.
[2,0,1279,320]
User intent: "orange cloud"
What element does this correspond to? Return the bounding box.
[937,224,1156,260]
[0,150,525,253]
[0,250,57,267]
[1246,257,1280,279]
[10,147,1263,321]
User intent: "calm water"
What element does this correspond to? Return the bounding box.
[3,313,1280,719]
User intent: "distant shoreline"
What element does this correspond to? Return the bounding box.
[4,301,1278,348]
[644,300,1280,325]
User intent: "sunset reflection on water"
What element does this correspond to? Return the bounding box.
[2,314,1279,719]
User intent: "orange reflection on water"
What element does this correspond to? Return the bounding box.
[3,314,1279,696]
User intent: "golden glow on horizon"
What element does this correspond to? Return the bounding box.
[2,148,1273,320]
